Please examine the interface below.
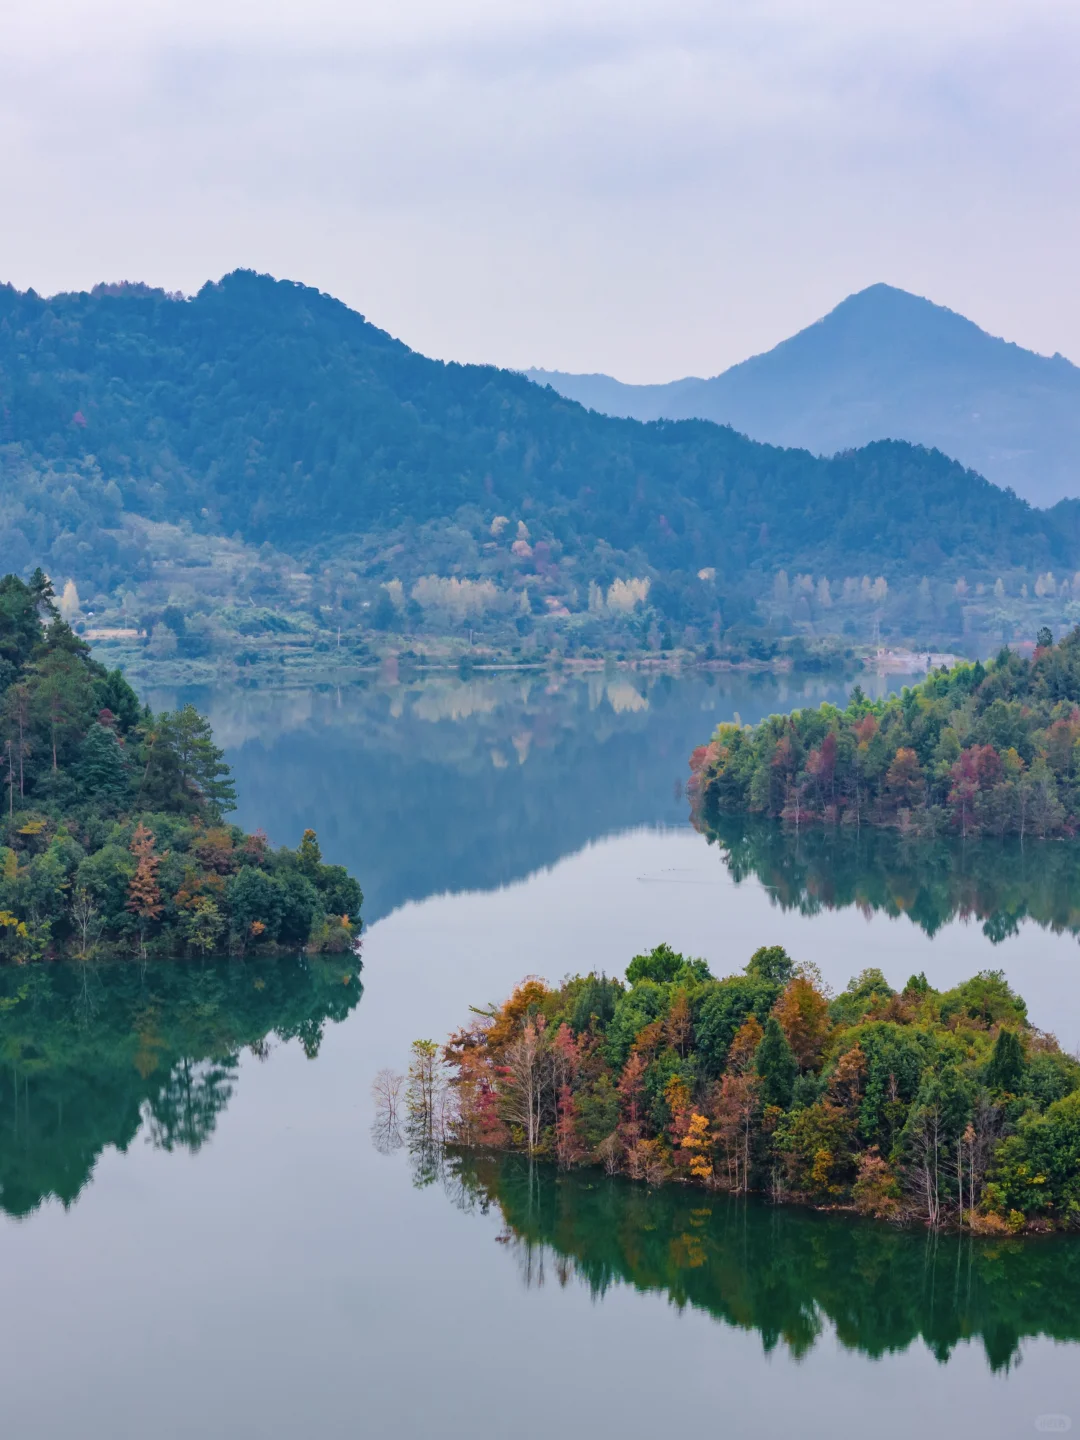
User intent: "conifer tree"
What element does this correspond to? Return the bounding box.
[755,1016,798,1110]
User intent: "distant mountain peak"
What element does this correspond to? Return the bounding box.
[529,287,1080,505]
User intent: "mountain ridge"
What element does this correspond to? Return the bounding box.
[525,284,1080,506]
[0,270,1077,656]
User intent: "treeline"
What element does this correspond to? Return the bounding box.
[420,943,1080,1231]
[0,954,363,1217]
[0,571,361,958]
[690,627,1080,836]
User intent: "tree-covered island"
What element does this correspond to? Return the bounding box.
[413,944,1080,1233]
[0,571,361,959]
[689,627,1080,835]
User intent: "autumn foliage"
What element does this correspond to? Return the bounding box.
[690,630,1080,836]
[439,941,1080,1232]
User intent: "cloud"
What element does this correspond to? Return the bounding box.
[2,0,1079,377]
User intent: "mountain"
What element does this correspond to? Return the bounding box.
[0,272,1076,653]
[526,284,1080,507]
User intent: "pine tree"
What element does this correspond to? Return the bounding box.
[75,723,131,806]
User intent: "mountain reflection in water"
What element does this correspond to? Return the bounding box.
[160,671,878,924]
[699,815,1080,943]
[0,956,362,1219]
[442,1152,1080,1372]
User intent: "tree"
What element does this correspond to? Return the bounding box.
[2,683,31,798]
[406,1039,446,1143]
[28,645,94,772]
[28,568,57,620]
[755,1016,798,1110]
[501,1018,547,1154]
[227,866,285,947]
[141,705,236,816]
[617,1051,647,1148]
[773,976,831,1071]
[183,896,225,955]
[666,989,693,1057]
[126,823,163,958]
[555,1084,587,1169]
[680,1112,714,1180]
[74,722,131,807]
[69,886,101,960]
[626,942,685,985]
[986,1028,1025,1094]
[885,746,923,812]
[745,945,794,987]
[297,828,322,878]
[0,575,42,673]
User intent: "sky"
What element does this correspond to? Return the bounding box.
[3,0,1079,381]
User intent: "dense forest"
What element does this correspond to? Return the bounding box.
[0,954,362,1217]
[447,1155,1080,1369]
[0,571,361,958]
[412,943,1080,1232]
[690,627,1080,836]
[3,272,1080,657]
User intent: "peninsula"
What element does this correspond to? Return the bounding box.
[0,570,361,959]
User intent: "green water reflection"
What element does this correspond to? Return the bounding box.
[700,815,1080,942]
[447,1153,1080,1371]
[0,955,363,1219]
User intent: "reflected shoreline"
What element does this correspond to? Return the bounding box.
[697,814,1080,943]
[433,1151,1080,1372]
[0,955,363,1219]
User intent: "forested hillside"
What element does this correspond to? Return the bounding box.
[2,271,1079,658]
[689,627,1080,837]
[0,571,361,959]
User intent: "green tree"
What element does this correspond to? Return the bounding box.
[227,866,286,945]
[74,723,132,807]
[140,705,237,816]
[626,942,685,985]
[756,1016,798,1110]
[745,945,795,987]
[986,1028,1025,1094]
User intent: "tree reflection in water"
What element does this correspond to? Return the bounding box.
[438,1152,1080,1373]
[0,955,362,1218]
[697,815,1080,942]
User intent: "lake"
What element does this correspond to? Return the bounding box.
[2,669,1078,1440]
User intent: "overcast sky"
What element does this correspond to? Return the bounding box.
[3,0,1078,380]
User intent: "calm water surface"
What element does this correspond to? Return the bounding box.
[2,671,1079,1440]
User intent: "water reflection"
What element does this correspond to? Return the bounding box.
[446,1153,1080,1371]
[0,955,362,1219]
[699,815,1080,943]
[159,671,881,924]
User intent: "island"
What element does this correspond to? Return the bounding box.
[415,943,1080,1233]
[0,570,361,960]
[688,627,1080,836]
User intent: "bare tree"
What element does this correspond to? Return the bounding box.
[372,1068,405,1127]
[70,887,101,960]
[406,1040,446,1142]
[501,1018,547,1154]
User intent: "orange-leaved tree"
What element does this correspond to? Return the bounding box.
[127,822,163,958]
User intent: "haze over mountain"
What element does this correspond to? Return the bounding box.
[527,285,1080,508]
